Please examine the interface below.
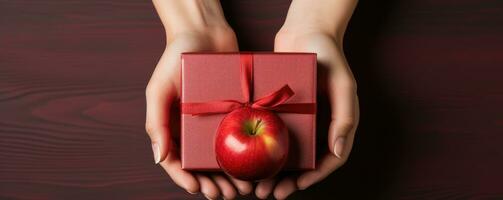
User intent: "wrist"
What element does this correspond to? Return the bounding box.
[275,27,342,50]
[153,0,232,41]
[280,18,337,39]
[280,0,358,42]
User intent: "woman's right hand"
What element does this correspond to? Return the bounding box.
[146,1,252,199]
[254,0,359,199]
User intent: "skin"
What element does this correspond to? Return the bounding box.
[146,0,358,199]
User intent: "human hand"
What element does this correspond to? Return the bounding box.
[146,1,252,199]
[254,0,359,199]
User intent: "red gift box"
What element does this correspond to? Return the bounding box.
[181,52,316,170]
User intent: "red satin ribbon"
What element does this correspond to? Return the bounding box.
[181,53,316,115]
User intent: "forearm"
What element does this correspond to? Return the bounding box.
[281,0,358,41]
[152,0,231,42]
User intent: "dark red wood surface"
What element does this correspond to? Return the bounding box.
[1,0,503,199]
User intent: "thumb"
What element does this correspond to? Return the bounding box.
[145,48,180,164]
[145,83,176,164]
[321,46,358,159]
[327,73,358,159]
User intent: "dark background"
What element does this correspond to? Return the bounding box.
[1,0,503,199]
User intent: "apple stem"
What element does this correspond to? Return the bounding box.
[253,119,262,135]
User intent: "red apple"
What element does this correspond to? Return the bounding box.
[215,107,289,181]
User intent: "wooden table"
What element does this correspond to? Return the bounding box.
[1,0,502,199]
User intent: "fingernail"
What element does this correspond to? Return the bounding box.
[186,190,196,195]
[152,142,160,164]
[298,185,307,190]
[204,194,214,200]
[334,137,346,158]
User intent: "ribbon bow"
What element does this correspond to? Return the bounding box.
[181,53,315,115]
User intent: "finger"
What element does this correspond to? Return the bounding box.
[323,45,358,158]
[145,87,175,164]
[273,177,297,200]
[228,177,253,195]
[159,154,199,194]
[255,179,275,199]
[297,98,358,190]
[145,46,182,164]
[211,175,237,200]
[299,137,355,189]
[145,37,215,163]
[196,174,220,200]
[328,69,357,158]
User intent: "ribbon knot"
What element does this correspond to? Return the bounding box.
[181,53,315,116]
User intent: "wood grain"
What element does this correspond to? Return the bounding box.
[1,0,503,199]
